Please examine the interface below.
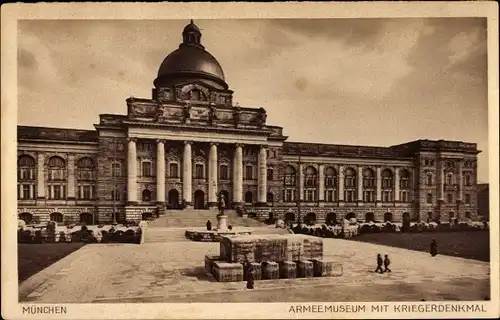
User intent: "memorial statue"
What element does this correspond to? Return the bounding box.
[258,107,267,125]
[183,104,191,120]
[209,104,218,124]
[233,105,241,126]
[217,194,226,216]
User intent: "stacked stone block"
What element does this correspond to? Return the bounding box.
[206,234,340,282]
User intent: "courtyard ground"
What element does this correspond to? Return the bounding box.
[18,243,86,283]
[18,236,490,303]
[350,231,490,262]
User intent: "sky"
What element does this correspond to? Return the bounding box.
[17,18,489,182]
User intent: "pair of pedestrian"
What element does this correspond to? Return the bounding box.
[374,253,391,273]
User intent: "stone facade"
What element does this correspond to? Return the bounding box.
[16,21,481,225]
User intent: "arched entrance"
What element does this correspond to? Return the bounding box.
[220,190,230,208]
[194,190,205,209]
[326,212,337,225]
[18,212,33,224]
[284,211,295,222]
[50,212,64,223]
[345,212,356,220]
[80,213,93,225]
[168,189,179,209]
[365,212,375,222]
[244,191,253,204]
[384,212,393,222]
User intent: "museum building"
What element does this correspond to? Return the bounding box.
[17,21,480,225]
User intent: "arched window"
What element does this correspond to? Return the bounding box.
[426,193,433,204]
[284,166,296,186]
[399,169,411,202]
[362,168,375,203]
[79,213,93,225]
[426,173,433,186]
[48,156,66,180]
[50,212,64,223]
[381,169,393,188]
[267,167,274,181]
[18,155,35,180]
[77,157,96,180]
[344,168,356,202]
[304,166,317,187]
[344,168,356,188]
[142,189,152,202]
[447,193,453,204]
[365,212,375,222]
[324,167,337,188]
[363,169,375,188]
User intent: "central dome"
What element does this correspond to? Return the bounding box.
[154,20,228,90]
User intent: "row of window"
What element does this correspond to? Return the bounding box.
[282,189,411,203]
[17,184,96,200]
[426,193,473,205]
[18,156,97,181]
[425,172,473,186]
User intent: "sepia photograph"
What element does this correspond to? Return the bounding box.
[2,2,499,319]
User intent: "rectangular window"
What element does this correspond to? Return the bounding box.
[142,162,152,177]
[169,163,179,178]
[345,190,355,203]
[345,177,355,188]
[83,185,91,200]
[401,179,410,189]
[112,163,121,177]
[22,185,30,199]
[305,189,315,202]
[195,164,204,179]
[363,191,374,203]
[284,189,295,202]
[325,177,335,188]
[326,190,335,202]
[53,185,61,200]
[284,175,296,186]
[220,165,229,180]
[401,191,410,203]
[50,169,65,181]
[382,191,392,202]
[245,165,253,180]
[267,168,273,181]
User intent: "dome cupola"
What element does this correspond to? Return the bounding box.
[154,20,228,90]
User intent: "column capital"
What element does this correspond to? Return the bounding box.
[156,139,166,144]
[210,142,219,147]
[127,137,137,143]
[259,144,268,149]
[235,143,244,148]
[183,140,193,145]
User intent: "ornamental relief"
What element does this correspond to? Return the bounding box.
[166,184,182,193]
[192,184,207,193]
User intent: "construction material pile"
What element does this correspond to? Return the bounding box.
[205,234,342,282]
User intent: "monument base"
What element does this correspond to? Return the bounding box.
[216,214,229,231]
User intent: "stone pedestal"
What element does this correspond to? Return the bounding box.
[216,215,229,231]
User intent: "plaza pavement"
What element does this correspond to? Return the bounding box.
[19,230,490,303]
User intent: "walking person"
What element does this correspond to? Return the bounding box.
[430,239,438,257]
[374,253,384,273]
[384,254,391,273]
[246,265,255,289]
[206,220,212,231]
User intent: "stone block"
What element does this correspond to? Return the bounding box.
[262,261,280,280]
[279,261,297,279]
[213,261,244,282]
[312,259,343,277]
[244,262,262,281]
[297,260,314,278]
[204,254,221,275]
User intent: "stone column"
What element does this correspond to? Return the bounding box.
[127,138,138,203]
[318,164,325,202]
[376,167,382,202]
[338,165,345,202]
[233,144,243,205]
[394,167,400,202]
[183,141,193,207]
[299,163,304,201]
[36,153,45,199]
[208,143,218,208]
[357,166,363,201]
[257,145,268,205]
[67,154,75,200]
[156,140,165,203]
[458,161,463,201]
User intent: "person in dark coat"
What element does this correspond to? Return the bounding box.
[375,254,384,273]
[246,266,255,289]
[430,239,438,257]
[206,220,212,231]
[384,254,391,272]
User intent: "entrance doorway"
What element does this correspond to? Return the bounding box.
[220,190,230,208]
[244,191,253,204]
[168,189,180,209]
[194,190,205,209]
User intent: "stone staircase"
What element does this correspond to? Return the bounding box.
[147,209,265,228]
[143,209,289,243]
